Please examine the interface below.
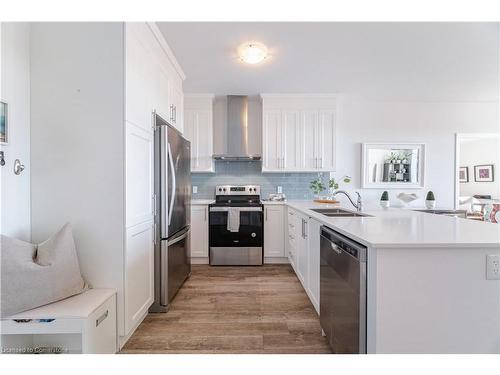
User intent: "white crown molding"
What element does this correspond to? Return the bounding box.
[146,22,186,81]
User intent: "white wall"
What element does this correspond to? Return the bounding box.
[30,23,126,329]
[334,97,499,209]
[0,23,31,241]
[459,136,500,199]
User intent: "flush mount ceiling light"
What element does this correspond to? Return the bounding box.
[237,42,268,65]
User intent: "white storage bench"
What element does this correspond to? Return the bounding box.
[0,289,117,354]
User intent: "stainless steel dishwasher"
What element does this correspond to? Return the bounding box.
[320,226,367,354]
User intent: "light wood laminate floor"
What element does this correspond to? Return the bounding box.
[121,264,331,354]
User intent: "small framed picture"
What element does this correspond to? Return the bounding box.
[459,166,469,183]
[0,101,8,144]
[474,164,494,182]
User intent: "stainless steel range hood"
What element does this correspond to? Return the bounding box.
[213,95,261,161]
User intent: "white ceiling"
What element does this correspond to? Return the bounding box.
[157,22,499,101]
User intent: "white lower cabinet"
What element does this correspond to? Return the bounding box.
[286,208,299,270]
[125,221,154,334]
[190,205,209,258]
[307,218,321,313]
[286,206,320,315]
[296,212,309,286]
[264,205,285,258]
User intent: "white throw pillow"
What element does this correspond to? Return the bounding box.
[0,223,88,317]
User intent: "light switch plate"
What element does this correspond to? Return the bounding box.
[486,255,500,280]
[193,186,198,194]
[277,186,283,194]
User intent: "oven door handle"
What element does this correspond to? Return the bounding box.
[209,207,263,212]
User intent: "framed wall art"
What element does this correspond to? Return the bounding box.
[474,164,494,182]
[0,101,8,144]
[459,166,469,183]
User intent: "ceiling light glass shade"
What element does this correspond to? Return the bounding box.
[238,42,268,64]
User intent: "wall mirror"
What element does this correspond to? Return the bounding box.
[361,143,425,188]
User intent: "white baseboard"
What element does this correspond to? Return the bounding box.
[191,257,209,264]
[264,257,290,264]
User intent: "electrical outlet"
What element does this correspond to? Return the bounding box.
[193,186,198,194]
[277,186,283,194]
[486,255,500,280]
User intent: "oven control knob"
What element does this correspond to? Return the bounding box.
[251,232,256,238]
[223,188,226,192]
[218,188,222,192]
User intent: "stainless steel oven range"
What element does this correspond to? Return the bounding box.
[209,185,263,265]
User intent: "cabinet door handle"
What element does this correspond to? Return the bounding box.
[204,207,207,222]
[265,208,268,221]
[319,157,323,169]
[96,310,109,327]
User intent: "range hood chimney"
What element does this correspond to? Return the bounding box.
[213,95,261,161]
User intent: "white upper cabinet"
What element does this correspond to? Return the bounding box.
[169,81,184,132]
[262,110,282,170]
[317,110,336,170]
[282,110,302,170]
[261,94,337,172]
[125,22,185,133]
[184,95,214,173]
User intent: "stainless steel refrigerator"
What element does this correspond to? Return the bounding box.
[150,112,191,313]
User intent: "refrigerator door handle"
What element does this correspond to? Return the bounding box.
[167,228,189,246]
[167,142,176,226]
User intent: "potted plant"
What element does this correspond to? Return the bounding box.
[380,191,390,208]
[310,178,326,199]
[425,191,436,209]
[328,175,351,196]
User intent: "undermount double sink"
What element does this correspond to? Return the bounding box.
[311,208,372,217]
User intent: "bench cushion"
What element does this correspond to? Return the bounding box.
[1,223,88,317]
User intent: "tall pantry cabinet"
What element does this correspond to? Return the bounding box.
[30,22,185,348]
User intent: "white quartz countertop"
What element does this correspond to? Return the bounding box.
[285,200,500,248]
[261,200,287,205]
[191,199,215,205]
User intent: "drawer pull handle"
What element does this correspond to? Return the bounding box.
[96,310,109,327]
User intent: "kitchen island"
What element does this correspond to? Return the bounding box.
[264,200,500,353]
